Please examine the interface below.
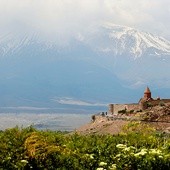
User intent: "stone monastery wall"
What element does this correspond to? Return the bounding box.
[148,99,170,107]
[108,87,170,115]
[109,103,139,114]
[162,99,170,103]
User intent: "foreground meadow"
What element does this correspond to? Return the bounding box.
[0,122,170,170]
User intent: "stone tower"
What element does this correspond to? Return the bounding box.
[144,86,151,100]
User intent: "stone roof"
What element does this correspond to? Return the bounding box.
[144,86,151,93]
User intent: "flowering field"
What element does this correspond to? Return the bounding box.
[0,122,170,169]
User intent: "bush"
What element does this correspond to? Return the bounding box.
[136,109,143,112]
[147,102,153,107]
[118,109,127,114]
[159,101,165,106]
[0,126,170,169]
[129,110,134,114]
[91,115,96,122]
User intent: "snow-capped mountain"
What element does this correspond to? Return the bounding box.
[0,24,170,111]
[104,24,170,58]
[82,24,170,90]
[1,24,170,59]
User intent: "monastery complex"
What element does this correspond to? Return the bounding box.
[109,87,170,114]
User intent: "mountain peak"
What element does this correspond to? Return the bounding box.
[101,24,170,58]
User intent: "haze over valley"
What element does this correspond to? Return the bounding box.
[0,1,170,113]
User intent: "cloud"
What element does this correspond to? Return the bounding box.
[130,81,146,89]
[0,0,169,43]
[53,97,107,106]
[0,106,49,110]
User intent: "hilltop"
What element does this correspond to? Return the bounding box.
[76,87,170,135]
[76,102,170,135]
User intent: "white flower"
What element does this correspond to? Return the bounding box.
[158,155,163,159]
[124,146,135,152]
[124,147,131,152]
[149,149,162,155]
[96,168,104,170]
[110,164,117,170]
[129,146,136,150]
[116,144,127,149]
[99,162,107,166]
[90,154,94,159]
[134,149,147,157]
[21,160,28,164]
[115,154,121,158]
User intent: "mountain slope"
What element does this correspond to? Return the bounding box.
[91,24,170,58]
[0,41,136,111]
[0,24,170,111]
[87,24,170,88]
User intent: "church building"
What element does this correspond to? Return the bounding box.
[109,86,170,114]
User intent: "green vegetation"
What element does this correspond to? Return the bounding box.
[147,102,153,108]
[129,110,134,114]
[0,123,170,169]
[159,101,165,106]
[118,109,135,115]
[118,109,127,114]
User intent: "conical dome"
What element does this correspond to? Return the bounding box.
[144,86,151,93]
[144,86,151,99]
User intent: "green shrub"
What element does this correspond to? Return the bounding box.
[118,109,127,114]
[91,115,96,122]
[136,109,143,112]
[159,101,165,106]
[147,102,153,107]
[0,126,170,169]
[129,110,134,114]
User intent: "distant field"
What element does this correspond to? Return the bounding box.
[0,112,92,131]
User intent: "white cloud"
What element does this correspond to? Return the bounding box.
[53,97,107,106]
[130,81,146,89]
[0,0,169,43]
[0,106,49,110]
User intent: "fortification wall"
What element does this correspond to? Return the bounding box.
[108,99,170,114]
[127,104,140,111]
[149,100,161,106]
[108,104,114,114]
[113,104,127,114]
[109,103,139,114]
[148,99,170,107]
[162,99,170,103]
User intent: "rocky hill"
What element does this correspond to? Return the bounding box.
[76,102,170,135]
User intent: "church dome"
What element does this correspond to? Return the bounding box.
[144,86,152,99]
[144,86,151,94]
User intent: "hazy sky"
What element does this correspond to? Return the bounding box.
[0,0,170,41]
